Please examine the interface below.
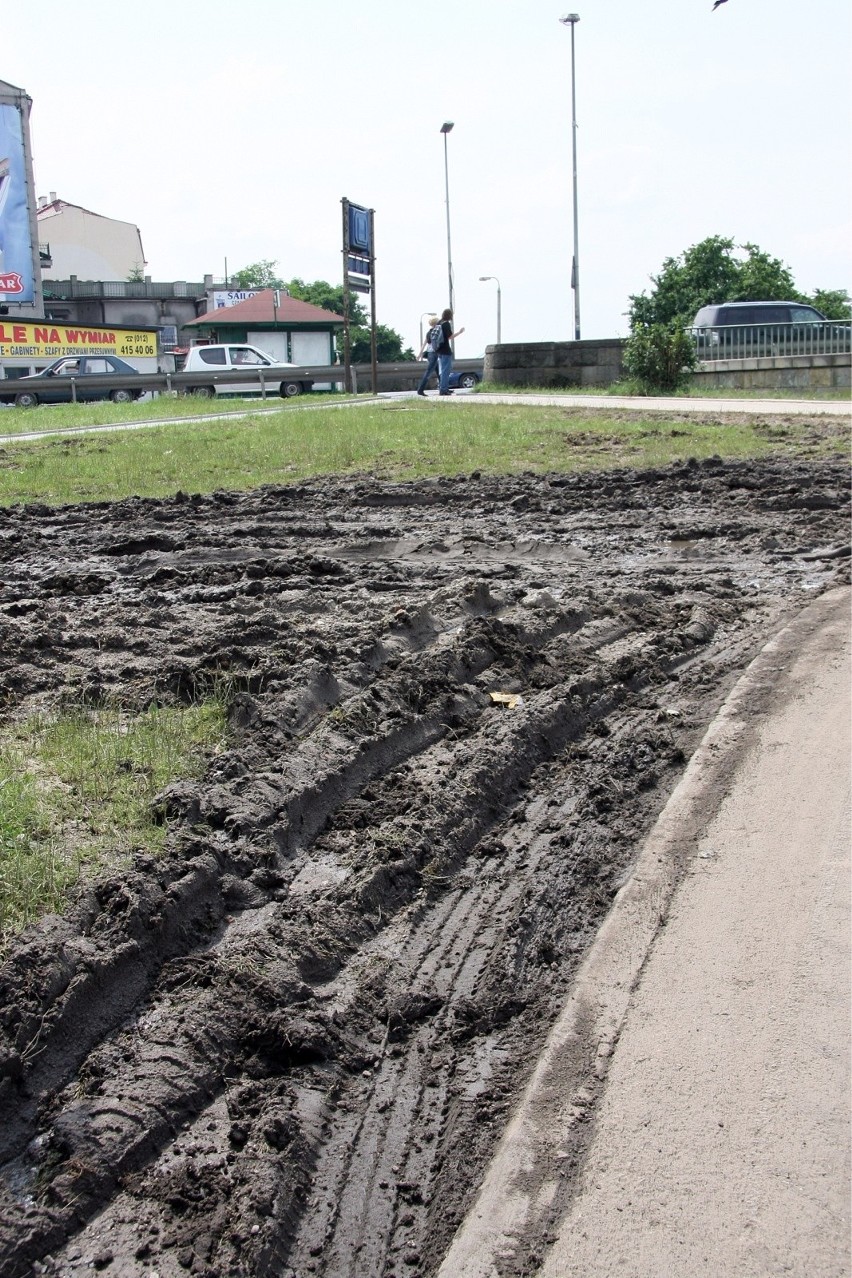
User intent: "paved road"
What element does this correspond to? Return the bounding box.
[469,391,851,415]
[440,586,851,1278]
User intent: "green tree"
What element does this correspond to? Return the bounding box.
[286,278,414,361]
[810,289,852,320]
[286,278,367,327]
[627,236,848,328]
[629,236,741,328]
[350,324,415,363]
[232,260,285,289]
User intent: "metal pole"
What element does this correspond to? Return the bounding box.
[478,276,502,345]
[560,14,581,341]
[341,198,352,392]
[440,123,455,322]
[369,208,378,395]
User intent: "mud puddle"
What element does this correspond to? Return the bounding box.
[0,457,848,1277]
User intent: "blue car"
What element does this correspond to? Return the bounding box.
[449,367,481,389]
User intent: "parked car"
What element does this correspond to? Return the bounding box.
[177,344,313,398]
[0,355,144,408]
[449,367,482,390]
[690,301,850,358]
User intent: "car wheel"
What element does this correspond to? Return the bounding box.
[110,389,134,404]
[457,372,479,389]
[15,391,39,408]
[280,381,302,398]
[189,387,214,399]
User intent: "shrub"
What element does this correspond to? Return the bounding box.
[623,324,698,394]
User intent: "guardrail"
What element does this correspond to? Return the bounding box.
[0,360,486,405]
[689,320,851,363]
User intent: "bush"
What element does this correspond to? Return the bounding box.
[623,324,697,394]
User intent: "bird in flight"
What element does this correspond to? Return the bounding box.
[712,0,729,8]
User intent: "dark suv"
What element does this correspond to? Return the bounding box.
[690,301,850,358]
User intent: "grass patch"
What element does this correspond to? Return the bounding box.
[0,698,228,946]
[0,400,846,508]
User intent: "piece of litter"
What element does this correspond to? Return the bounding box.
[490,691,523,709]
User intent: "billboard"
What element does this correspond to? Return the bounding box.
[0,86,40,309]
[212,290,259,309]
[0,321,157,359]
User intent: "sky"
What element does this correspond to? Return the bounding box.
[4,0,851,357]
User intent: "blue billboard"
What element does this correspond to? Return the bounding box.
[348,204,371,256]
[0,102,36,304]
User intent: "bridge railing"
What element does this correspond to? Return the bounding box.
[688,320,851,362]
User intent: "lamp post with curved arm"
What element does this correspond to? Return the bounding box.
[478,276,502,345]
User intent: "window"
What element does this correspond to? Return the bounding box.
[84,359,111,375]
[198,348,227,365]
[229,347,267,365]
[790,307,822,323]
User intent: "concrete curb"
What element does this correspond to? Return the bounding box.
[437,586,851,1278]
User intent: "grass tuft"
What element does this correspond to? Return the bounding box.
[0,699,228,947]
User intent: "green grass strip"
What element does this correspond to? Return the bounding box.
[0,401,846,508]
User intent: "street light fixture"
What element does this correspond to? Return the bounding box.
[559,14,581,341]
[479,276,502,345]
[440,122,455,321]
[420,310,436,351]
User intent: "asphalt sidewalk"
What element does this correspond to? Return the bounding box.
[439,585,851,1278]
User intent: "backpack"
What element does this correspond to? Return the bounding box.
[428,323,444,354]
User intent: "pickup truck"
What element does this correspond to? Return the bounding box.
[177,344,312,398]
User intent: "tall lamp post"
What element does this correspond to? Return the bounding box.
[559,14,581,341]
[478,276,502,345]
[440,122,455,320]
[420,310,436,351]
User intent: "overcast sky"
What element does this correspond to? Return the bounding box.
[5,0,851,355]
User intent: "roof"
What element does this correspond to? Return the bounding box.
[36,198,140,227]
[185,289,344,329]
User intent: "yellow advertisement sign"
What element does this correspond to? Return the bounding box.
[0,321,157,359]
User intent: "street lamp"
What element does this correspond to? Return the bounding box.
[559,14,581,340]
[420,310,436,351]
[440,122,455,320]
[479,276,502,345]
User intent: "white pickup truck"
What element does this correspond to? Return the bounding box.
[178,344,312,398]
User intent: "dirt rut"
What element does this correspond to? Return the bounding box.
[0,458,848,1277]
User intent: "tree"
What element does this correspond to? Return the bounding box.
[232,260,285,289]
[286,278,366,327]
[350,324,415,363]
[810,289,852,321]
[286,278,415,362]
[628,236,847,328]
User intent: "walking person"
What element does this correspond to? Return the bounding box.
[436,308,465,396]
[416,316,441,396]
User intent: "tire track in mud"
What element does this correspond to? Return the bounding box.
[0,458,847,1277]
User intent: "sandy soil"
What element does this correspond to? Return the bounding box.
[0,453,848,1277]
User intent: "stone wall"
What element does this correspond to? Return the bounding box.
[691,354,850,394]
[484,340,626,388]
[483,341,850,394]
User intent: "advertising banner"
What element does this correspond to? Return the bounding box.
[0,321,157,359]
[0,103,35,303]
[212,290,259,309]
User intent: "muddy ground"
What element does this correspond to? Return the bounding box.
[0,450,848,1278]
